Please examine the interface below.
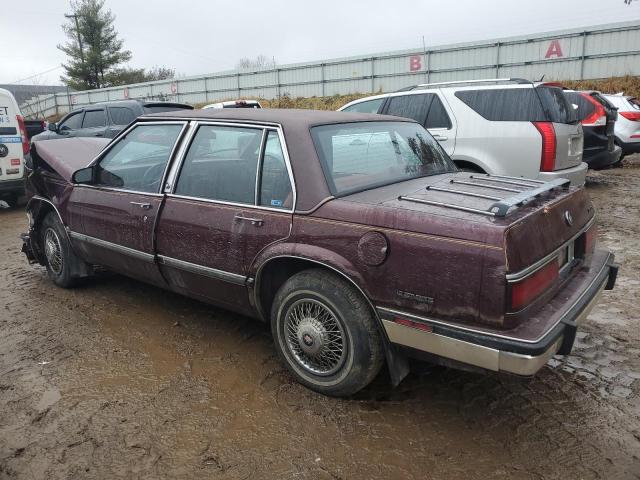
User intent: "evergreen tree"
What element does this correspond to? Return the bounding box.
[58,0,131,90]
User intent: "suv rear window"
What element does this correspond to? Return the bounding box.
[455,87,575,124]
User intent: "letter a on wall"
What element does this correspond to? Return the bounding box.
[545,40,564,59]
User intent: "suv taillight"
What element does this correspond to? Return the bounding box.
[16,115,29,155]
[510,261,559,311]
[533,121,556,172]
[580,93,606,126]
[620,111,640,122]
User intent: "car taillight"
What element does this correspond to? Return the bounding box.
[510,260,559,311]
[580,93,606,126]
[619,111,640,122]
[15,115,29,155]
[533,121,556,172]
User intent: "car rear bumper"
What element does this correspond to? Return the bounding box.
[377,250,618,376]
[616,137,640,155]
[0,178,25,195]
[537,161,587,186]
[583,145,622,169]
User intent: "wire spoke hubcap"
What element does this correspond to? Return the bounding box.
[284,298,347,376]
[44,228,63,275]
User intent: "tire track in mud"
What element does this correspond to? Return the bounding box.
[1,159,640,480]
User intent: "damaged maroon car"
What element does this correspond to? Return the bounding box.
[22,109,618,396]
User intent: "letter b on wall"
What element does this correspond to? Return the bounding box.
[409,55,422,72]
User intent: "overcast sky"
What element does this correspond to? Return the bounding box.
[2,0,639,85]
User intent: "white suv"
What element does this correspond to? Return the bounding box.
[0,87,28,207]
[602,93,640,159]
[339,79,587,185]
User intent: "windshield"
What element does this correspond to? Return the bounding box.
[311,121,456,196]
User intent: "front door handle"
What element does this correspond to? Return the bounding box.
[94,133,104,137]
[130,201,152,210]
[235,214,264,226]
[433,135,448,142]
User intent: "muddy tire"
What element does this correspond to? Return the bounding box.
[271,269,384,397]
[40,212,81,288]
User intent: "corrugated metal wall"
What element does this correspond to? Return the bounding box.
[20,20,640,119]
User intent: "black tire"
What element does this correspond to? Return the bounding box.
[271,269,384,397]
[40,212,82,288]
[2,193,19,208]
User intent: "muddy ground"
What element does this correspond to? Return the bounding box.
[1,158,639,480]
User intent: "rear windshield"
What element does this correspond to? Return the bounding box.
[455,86,576,124]
[143,105,192,114]
[311,121,456,196]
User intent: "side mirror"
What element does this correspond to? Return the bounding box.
[48,123,58,132]
[72,166,94,184]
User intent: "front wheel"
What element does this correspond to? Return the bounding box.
[40,212,85,288]
[271,269,384,397]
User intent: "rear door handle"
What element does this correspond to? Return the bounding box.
[130,201,152,210]
[235,214,264,226]
[94,133,103,137]
[433,135,448,142]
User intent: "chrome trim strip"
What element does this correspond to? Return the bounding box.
[164,121,198,192]
[157,255,247,285]
[484,174,545,184]
[498,337,563,375]
[469,175,543,188]
[165,193,293,214]
[506,216,596,283]
[377,250,611,345]
[68,231,155,263]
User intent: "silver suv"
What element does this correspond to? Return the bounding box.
[339,79,587,185]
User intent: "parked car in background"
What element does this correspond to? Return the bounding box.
[31,100,193,142]
[0,87,28,207]
[339,78,587,185]
[202,100,262,109]
[563,90,621,169]
[24,119,46,140]
[602,93,640,158]
[22,108,617,396]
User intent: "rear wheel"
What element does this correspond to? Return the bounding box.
[271,269,384,397]
[40,212,84,288]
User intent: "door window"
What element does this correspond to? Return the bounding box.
[109,107,137,125]
[385,94,432,125]
[59,111,83,131]
[82,110,106,128]
[341,98,385,114]
[425,96,452,129]
[259,131,293,209]
[175,125,263,204]
[95,123,183,193]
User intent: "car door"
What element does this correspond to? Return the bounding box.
[55,110,84,138]
[76,108,108,138]
[68,121,187,287]
[156,123,294,316]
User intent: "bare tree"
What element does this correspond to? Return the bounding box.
[236,55,277,70]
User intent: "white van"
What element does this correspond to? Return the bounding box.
[0,87,27,207]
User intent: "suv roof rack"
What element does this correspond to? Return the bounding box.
[395,78,531,92]
[398,175,570,217]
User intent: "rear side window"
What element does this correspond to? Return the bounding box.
[260,131,293,209]
[175,125,263,204]
[425,96,452,129]
[342,98,385,114]
[59,111,83,131]
[563,92,594,122]
[385,94,431,124]
[109,107,137,125]
[82,110,106,128]
[456,87,575,124]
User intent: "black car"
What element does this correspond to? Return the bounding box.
[563,90,622,169]
[31,100,193,142]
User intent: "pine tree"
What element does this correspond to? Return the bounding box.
[58,0,131,90]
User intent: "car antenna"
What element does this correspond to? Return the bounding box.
[537,75,545,82]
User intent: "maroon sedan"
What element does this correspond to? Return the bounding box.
[21,109,617,396]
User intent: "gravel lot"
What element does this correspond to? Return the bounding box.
[1,157,639,480]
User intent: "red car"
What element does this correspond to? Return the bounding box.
[21,109,618,396]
